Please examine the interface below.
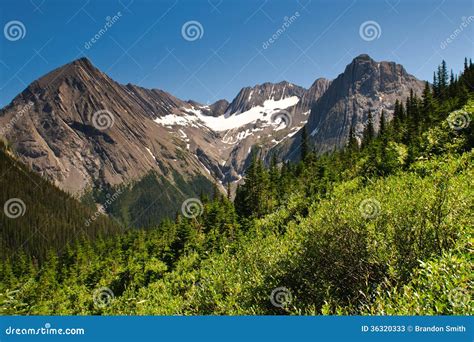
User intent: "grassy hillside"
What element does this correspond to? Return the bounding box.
[0,141,122,262]
[0,60,472,315]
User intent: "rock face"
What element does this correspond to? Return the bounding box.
[305,54,425,152]
[225,81,307,114]
[200,79,330,181]
[0,58,218,194]
[0,54,425,201]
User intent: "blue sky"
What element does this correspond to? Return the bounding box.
[0,0,473,107]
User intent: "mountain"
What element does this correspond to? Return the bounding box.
[0,141,122,261]
[195,79,330,181]
[2,59,472,315]
[0,58,214,192]
[0,58,222,226]
[292,54,425,155]
[0,54,425,226]
[224,81,307,114]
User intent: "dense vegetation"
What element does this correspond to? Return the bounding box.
[0,142,122,261]
[92,171,215,228]
[0,59,472,315]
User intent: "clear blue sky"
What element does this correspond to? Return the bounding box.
[0,0,473,107]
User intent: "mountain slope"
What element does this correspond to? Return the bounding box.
[279,54,425,160]
[2,70,471,315]
[0,58,332,193]
[0,141,122,261]
[0,58,216,194]
[0,54,426,226]
[308,54,425,150]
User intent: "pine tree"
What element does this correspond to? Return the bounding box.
[362,109,375,147]
[234,151,271,218]
[347,124,358,151]
[301,125,309,161]
[438,60,449,99]
[269,153,280,195]
[433,72,439,98]
[422,81,435,124]
[378,110,389,175]
[226,182,232,200]
[379,110,386,135]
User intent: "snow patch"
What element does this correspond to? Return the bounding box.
[154,96,300,132]
[145,147,156,161]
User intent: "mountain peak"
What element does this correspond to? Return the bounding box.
[226,80,306,115]
[30,57,103,91]
[69,56,95,69]
[310,77,331,89]
[352,54,373,63]
[303,54,425,154]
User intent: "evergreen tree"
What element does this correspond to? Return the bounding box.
[433,72,439,98]
[362,109,375,147]
[226,182,232,201]
[379,110,386,135]
[347,123,358,151]
[422,81,435,124]
[234,151,271,218]
[438,60,449,99]
[301,125,309,161]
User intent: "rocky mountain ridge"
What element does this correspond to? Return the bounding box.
[0,54,425,208]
